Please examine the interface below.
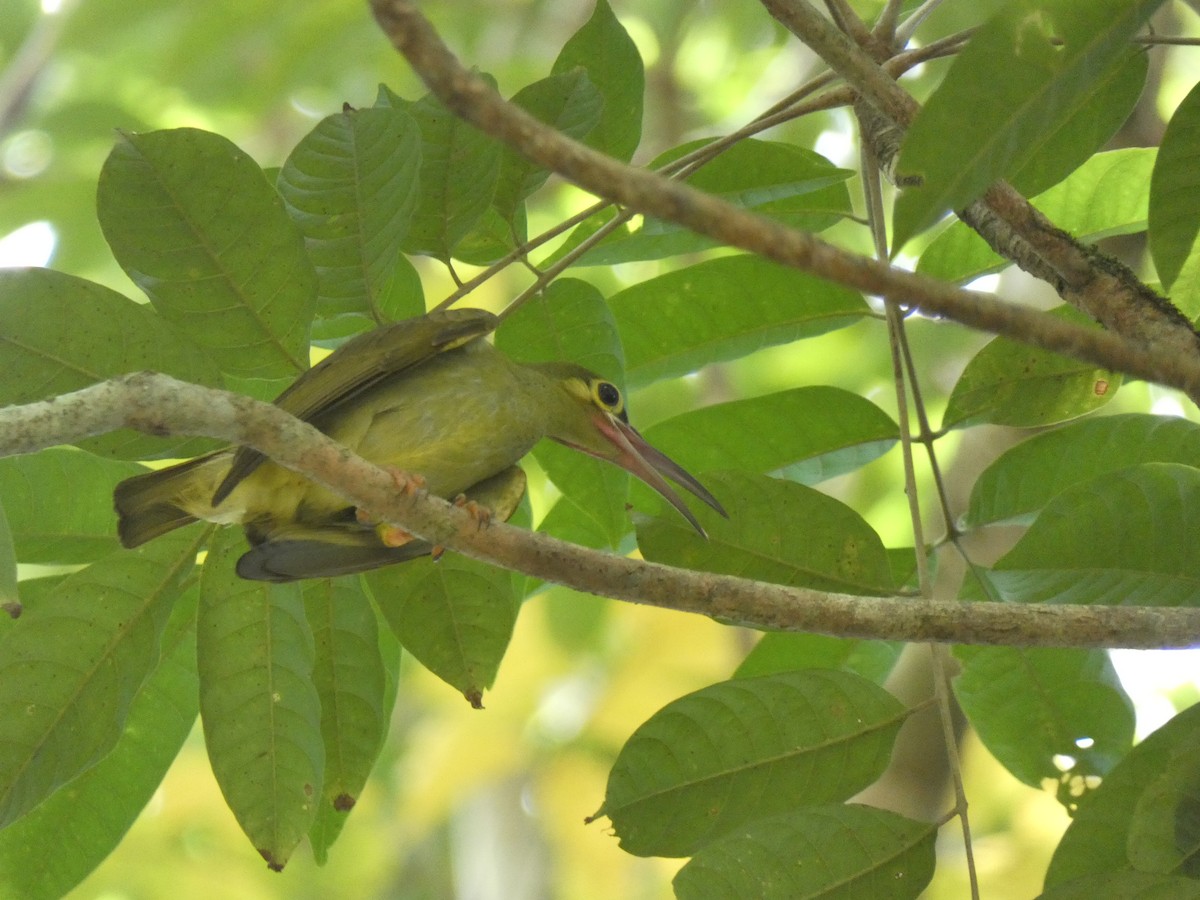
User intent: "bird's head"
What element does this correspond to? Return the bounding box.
[529,363,727,536]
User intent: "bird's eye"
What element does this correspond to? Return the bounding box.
[593,380,623,414]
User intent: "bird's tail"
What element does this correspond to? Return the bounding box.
[113,451,228,548]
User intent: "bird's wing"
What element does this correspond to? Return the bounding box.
[212,308,499,504]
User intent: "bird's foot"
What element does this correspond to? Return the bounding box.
[452,493,492,529]
[387,468,426,496]
[356,468,428,547]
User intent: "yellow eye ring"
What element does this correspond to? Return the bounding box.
[592,379,624,415]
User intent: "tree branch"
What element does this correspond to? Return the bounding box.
[366,0,1200,404]
[762,0,1200,368]
[3,372,1199,650]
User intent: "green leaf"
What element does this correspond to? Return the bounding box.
[0,587,199,900]
[612,255,870,387]
[673,805,936,900]
[0,449,146,564]
[1046,703,1200,888]
[1151,80,1200,320]
[894,0,1159,247]
[638,472,894,600]
[302,578,393,861]
[278,105,423,324]
[1128,744,1200,876]
[918,148,1156,285]
[942,306,1119,429]
[953,647,1133,797]
[594,670,907,857]
[197,529,324,870]
[1042,871,1200,900]
[989,463,1200,607]
[496,278,624,378]
[735,633,901,684]
[643,387,898,483]
[497,279,632,549]
[366,555,518,705]
[97,127,316,378]
[0,268,222,459]
[1006,41,1148,199]
[0,531,198,829]
[551,141,852,266]
[552,0,643,162]
[377,86,503,262]
[495,69,603,225]
[967,414,1200,526]
[0,504,15,615]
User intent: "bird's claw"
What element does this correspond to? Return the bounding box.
[356,468,427,547]
[452,494,492,530]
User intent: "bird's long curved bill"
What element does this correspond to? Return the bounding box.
[591,415,728,537]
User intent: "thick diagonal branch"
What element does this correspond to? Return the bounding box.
[763,0,1200,366]
[2,372,1199,650]
[366,0,1200,402]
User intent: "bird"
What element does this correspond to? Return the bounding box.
[113,308,726,582]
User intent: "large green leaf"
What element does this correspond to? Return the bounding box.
[494,69,604,227]
[734,633,901,685]
[1128,743,1200,876]
[1150,79,1200,319]
[197,529,324,870]
[97,127,316,379]
[366,555,518,705]
[612,255,870,387]
[593,670,906,857]
[988,462,1200,607]
[953,646,1133,800]
[967,413,1200,526]
[1042,872,1200,899]
[0,531,198,829]
[0,587,199,900]
[1046,703,1200,888]
[377,86,502,262]
[918,148,1155,285]
[643,387,898,483]
[674,805,936,900]
[552,0,643,162]
[0,504,14,615]
[0,449,145,564]
[0,268,222,459]
[894,0,1159,247]
[637,472,894,599]
[942,306,1119,429]
[278,104,423,324]
[302,578,394,862]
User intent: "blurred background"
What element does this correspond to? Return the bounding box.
[3,0,1200,897]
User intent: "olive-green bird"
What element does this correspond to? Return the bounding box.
[114,308,725,582]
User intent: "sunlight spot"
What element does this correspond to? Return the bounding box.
[41,0,64,13]
[1150,394,1187,418]
[1074,736,1094,750]
[1051,754,1076,772]
[621,15,660,68]
[2,129,53,179]
[528,669,602,744]
[1112,648,1200,739]
[965,273,1001,294]
[814,118,855,167]
[0,221,56,268]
